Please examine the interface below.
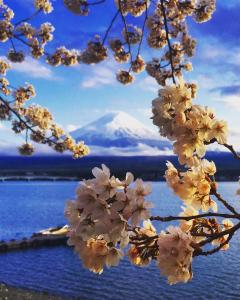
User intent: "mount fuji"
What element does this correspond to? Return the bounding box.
[71,111,172,156]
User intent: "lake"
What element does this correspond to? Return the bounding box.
[0,181,239,300]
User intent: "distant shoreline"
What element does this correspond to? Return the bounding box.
[0,178,237,182]
[0,283,65,299]
[0,153,239,182]
[0,176,79,182]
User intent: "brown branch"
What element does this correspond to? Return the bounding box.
[194,231,234,257]
[129,220,240,259]
[136,1,148,57]
[9,38,17,53]
[206,138,240,160]
[212,190,238,215]
[160,62,171,68]
[160,0,176,84]
[150,212,240,222]
[102,10,120,45]
[88,0,106,6]
[12,34,50,57]
[14,9,42,26]
[13,34,32,47]
[197,222,240,248]
[223,143,240,160]
[0,96,58,146]
[118,0,133,69]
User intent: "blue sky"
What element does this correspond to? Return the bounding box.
[0,0,240,151]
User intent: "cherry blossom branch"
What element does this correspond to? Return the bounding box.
[130,235,157,245]
[206,138,240,160]
[136,1,148,57]
[197,222,240,247]
[130,221,240,259]
[223,143,240,160]
[88,0,106,6]
[194,231,235,257]
[12,34,50,56]
[14,9,42,26]
[102,10,120,45]
[0,96,57,146]
[130,220,240,259]
[160,0,176,84]
[212,190,238,215]
[9,38,17,52]
[118,0,133,68]
[150,212,240,222]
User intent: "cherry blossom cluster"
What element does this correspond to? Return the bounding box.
[128,221,196,285]
[0,59,89,158]
[180,209,234,251]
[63,0,90,16]
[115,0,150,17]
[0,1,55,64]
[65,165,238,284]
[0,0,216,83]
[165,159,217,212]
[157,226,194,285]
[128,219,157,266]
[152,81,228,166]
[1,0,239,287]
[35,0,53,14]
[65,164,152,274]
[78,36,107,65]
[61,0,216,84]
[64,163,239,284]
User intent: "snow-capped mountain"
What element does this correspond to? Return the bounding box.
[71,111,172,154]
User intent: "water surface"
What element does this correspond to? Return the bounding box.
[0,181,239,300]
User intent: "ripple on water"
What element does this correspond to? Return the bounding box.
[0,182,239,299]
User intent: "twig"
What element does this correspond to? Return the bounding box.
[198,222,240,247]
[194,231,234,257]
[160,0,176,84]
[9,38,17,53]
[118,0,133,69]
[88,0,106,6]
[0,96,58,146]
[223,143,240,160]
[102,10,120,45]
[13,34,50,57]
[136,1,148,57]
[206,138,240,160]
[212,190,238,215]
[12,35,32,48]
[14,9,42,26]
[150,212,240,222]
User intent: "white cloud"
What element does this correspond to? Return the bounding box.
[89,143,173,156]
[80,61,117,88]
[0,138,19,155]
[136,108,152,118]
[0,56,55,79]
[0,138,174,156]
[0,123,6,130]
[11,57,54,79]
[215,95,240,111]
[228,129,240,151]
[198,41,240,68]
[196,75,218,90]
[0,123,14,135]
[66,124,80,132]
[207,129,240,152]
[229,127,239,137]
[138,76,158,93]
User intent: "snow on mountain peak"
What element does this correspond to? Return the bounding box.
[70,111,172,152]
[71,111,159,140]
